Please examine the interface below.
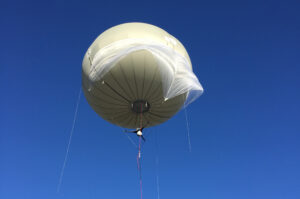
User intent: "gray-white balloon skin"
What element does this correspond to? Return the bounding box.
[82,22,203,129]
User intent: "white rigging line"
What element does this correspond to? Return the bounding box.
[184,104,192,153]
[124,131,138,148]
[57,87,82,193]
[110,115,138,149]
[155,129,160,199]
[155,155,160,199]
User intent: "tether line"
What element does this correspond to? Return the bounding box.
[184,104,192,152]
[155,129,160,199]
[57,87,82,193]
[137,105,143,199]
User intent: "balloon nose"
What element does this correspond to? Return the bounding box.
[131,100,150,113]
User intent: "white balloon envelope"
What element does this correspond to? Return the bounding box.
[82,22,203,128]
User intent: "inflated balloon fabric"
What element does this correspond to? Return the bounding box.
[82,23,203,128]
[88,38,202,104]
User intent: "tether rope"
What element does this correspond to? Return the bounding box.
[57,87,82,193]
[155,129,160,199]
[184,104,192,152]
[137,104,143,199]
[124,131,138,148]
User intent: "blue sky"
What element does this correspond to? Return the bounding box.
[1,0,300,199]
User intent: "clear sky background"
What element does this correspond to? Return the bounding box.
[1,0,300,199]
